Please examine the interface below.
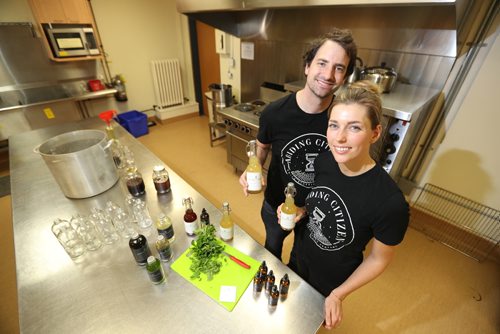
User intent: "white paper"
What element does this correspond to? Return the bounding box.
[219,285,237,302]
[241,42,254,60]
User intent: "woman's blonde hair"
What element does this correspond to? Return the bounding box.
[330,80,382,129]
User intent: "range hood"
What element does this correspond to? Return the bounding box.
[177,0,463,58]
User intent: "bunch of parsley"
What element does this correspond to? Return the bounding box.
[187,225,226,280]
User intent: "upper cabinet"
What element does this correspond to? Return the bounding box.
[29,0,93,24]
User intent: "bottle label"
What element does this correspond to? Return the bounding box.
[158,246,173,261]
[148,268,165,283]
[219,226,234,240]
[246,172,262,191]
[132,245,151,265]
[280,212,296,230]
[184,220,198,236]
[158,226,175,240]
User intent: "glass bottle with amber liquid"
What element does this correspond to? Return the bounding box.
[280,182,297,231]
[245,140,262,193]
[155,213,175,243]
[219,201,234,241]
[182,197,198,236]
[125,166,146,197]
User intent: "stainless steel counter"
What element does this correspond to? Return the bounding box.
[10,117,325,333]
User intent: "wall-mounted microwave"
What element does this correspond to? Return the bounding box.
[44,24,100,58]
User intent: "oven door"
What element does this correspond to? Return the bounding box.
[226,131,250,173]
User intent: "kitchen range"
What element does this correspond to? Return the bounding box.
[218,83,289,174]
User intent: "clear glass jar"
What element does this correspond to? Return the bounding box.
[152,165,171,194]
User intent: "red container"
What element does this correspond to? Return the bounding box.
[88,80,105,92]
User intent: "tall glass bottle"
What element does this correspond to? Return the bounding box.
[280,182,297,231]
[182,197,198,236]
[155,213,175,243]
[200,208,210,226]
[219,201,234,241]
[129,232,151,266]
[245,140,262,193]
[98,110,126,169]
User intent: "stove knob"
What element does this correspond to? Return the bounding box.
[384,144,396,155]
[226,120,232,126]
[389,133,400,142]
[245,127,251,134]
[234,123,239,130]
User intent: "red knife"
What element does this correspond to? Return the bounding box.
[222,251,251,269]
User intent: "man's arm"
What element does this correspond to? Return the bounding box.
[239,139,270,196]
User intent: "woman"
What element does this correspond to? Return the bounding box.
[283,81,409,329]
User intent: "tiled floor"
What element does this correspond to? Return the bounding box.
[1,115,498,333]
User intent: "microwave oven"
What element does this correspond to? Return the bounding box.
[45,26,100,58]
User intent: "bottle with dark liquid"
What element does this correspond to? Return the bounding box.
[268,285,279,309]
[200,208,210,226]
[182,197,198,236]
[259,260,268,278]
[129,232,151,266]
[279,273,290,300]
[253,272,264,294]
[152,165,171,194]
[125,168,146,197]
[155,235,173,262]
[265,270,275,295]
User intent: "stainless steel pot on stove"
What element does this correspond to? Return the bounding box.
[209,83,233,109]
[360,63,398,93]
[34,130,119,198]
[346,57,364,84]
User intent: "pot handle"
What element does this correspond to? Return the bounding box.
[33,144,41,154]
[101,139,114,151]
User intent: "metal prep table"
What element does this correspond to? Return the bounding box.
[9,117,325,333]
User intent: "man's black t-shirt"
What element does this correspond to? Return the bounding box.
[293,151,409,296]
[257,93,330,209]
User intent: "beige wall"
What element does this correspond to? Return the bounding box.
[218,34,241,103]
[418,26,499,209]
[90,0,195,114]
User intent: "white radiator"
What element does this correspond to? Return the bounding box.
[151,59,184,109]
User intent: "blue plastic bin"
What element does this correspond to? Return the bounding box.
[116,110,148,137]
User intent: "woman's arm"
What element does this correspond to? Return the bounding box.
[323,239,396,329]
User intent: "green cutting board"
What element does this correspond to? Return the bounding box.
[171,240,260,311]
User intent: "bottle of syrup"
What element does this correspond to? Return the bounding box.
[219,201,234,241]
[245,140,262,193]
[152,165,171,194]
[182,197,198,236]
[155,213,175,243]
[125,167,146,197]
[280,182,297,231]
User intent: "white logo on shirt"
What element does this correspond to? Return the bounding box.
[305,186,355,251]
[281,134,328,188]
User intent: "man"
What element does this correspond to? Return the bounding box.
[239,28,358,260]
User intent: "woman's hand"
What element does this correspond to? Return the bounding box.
[323,291,343,330]
[276,205,307,224]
